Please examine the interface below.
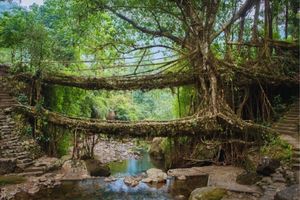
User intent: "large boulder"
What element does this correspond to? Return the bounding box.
[84,159,110,177]
[61,160,90,180]
[142,168,167,183]
[149,137,164,160]
[189,187,227,200]
[256,157,280,176]
[0,158,17,175]
[274,184,299,200]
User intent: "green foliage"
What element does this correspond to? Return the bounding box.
[260,135,292,163]
[272,95,287,120]
[22,125,33,137]
[57,133,72,157]
[16,93,28,105]
[174,86,195,117]
[0,175,26,186]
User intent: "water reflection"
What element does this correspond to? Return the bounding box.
[109,150,158,177]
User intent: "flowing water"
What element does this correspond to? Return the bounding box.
[16,150,208,200]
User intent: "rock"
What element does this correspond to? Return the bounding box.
[261,176,273,185]
[236,172,262,185]
[0,158,16,175]
[123,176,139,187]
[84,159,110,177]
[177,175,186,181]
[174,194,186,200]
[144,168,167,183]
[141,177,152,183]
[27,185,40,194]
[256,157,280,176]
[274,184,300,200]
[189,187,227,200]
[62,160,90,180]
[104,177,117,182]
[149,137,165,160]
[271,173,286,183]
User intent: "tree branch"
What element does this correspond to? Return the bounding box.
[211,0,256,41]
[104,5,183,45]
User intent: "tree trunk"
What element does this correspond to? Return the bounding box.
[252,0,260,41]
[285,1,288,39]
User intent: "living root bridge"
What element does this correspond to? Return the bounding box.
[15,71,195,90]
[12,105,275,141]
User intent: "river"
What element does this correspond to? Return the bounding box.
[16,150,208,200]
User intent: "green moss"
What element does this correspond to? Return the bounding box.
[0,175,27,186]
[201,188,227,200]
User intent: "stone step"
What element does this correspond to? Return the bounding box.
[274,121,299,126]
[0,101,16,105]
[4,148,26,154]
[0,117,15,122]
[3,144,22,149]
[16,154,30,160]
[1,130,15,135]
[24,166,46,173]
[0,137,19,142]
[274,129,299,135]
[0,134,18,139]
[1,128,14,132]
[17,158,33,164]
[293,151,300,158]
[282,112,299,117]
[293,147,300,151]
[18,171,44,177]
[3,139,21,144]
[4,144,23,150]
[0,98,16,101]
[3,151,30,158]
[17,162,34,169]
[0,131,15,136]
[34,162,49,167]
[292,157,300,163]
[292,163,300,170]
[1,125,15,129]
[281,117,300,122]
[284,116,300,120]
[273,125,298,132]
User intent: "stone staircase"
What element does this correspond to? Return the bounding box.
[272,98,300,181]
[0,66,45,176]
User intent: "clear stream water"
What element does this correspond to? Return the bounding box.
[16,151,208,200]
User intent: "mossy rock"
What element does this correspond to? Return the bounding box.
[189,187,227,200]
[84,159,111,177]
[0,175,26,186]
[236,172,262,185]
